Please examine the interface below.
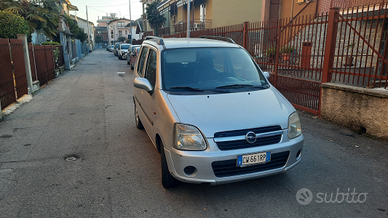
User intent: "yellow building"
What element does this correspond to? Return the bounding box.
[141,0,263,34]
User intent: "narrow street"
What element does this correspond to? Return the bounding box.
[0,49,387,218]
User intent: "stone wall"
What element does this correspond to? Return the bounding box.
[321,83,388,140]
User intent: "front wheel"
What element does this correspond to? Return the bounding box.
[161,142,179,188]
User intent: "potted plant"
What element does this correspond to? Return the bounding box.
[281,46,294,61]
[266,47,277,63]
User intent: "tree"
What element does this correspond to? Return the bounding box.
[0,10,29,38]
[118,36,126,42]
[146,1,165,36]
[63,14,88,42]
[2,0,60,40]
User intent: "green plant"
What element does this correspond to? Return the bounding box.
[345,43,361,54]
[2,0,60,40]
[146,1,166,36]
[266,47,277,56]
[41,41,60,45]
[0,10,29,38]
[53,47,59,65]
[281,46,294,54]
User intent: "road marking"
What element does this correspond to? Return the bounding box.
[117,72,125,74]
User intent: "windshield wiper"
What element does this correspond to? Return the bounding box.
[215,84,254,89]
[169,86,204,91]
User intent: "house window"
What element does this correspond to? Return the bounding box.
[118,22,125,27]
[200,4,206,22]
[125,30,127,35]
[119,30,122,36]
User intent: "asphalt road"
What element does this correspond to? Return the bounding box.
[0,49,387,218]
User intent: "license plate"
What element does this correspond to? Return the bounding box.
[237,152,271,167]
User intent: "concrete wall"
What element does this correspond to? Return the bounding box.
[321,83,388,140]
[280,0,317,19]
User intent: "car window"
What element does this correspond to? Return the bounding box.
[145,49,157,89]
[121,45,130,49]
[162,47,268,94]
[137,47,149,77]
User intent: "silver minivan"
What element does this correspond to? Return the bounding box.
[133,36,304,188]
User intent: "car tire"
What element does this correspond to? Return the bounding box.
[134,102,144,129]
[118,55,121,60]
[161,141,179,188]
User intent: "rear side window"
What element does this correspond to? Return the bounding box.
[145,49,157,89]
[137,47,149,77]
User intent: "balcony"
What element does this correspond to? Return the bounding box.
[158,19,212,37]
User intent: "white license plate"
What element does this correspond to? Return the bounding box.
[237,152,271,167]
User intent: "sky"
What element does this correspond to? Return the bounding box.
[69,0,143,25]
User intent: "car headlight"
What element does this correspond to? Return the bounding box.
[288,112,302,139]
[174,123,207,150]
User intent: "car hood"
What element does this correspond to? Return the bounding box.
[166,88,294,137]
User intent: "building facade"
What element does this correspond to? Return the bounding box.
[107,19,132,45]
[148,0,263,35]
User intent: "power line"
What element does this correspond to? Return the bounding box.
[87,3,128,8]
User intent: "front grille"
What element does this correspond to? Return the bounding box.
[212,151,290,178]
[214,126,283,151]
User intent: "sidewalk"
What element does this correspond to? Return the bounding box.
[0,49,135,217]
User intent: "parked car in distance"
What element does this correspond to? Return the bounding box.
[118,43,131,60]
[127,46,140,70]
[133,36,304,188]
[114,42,121,56]
[107,45,114,52]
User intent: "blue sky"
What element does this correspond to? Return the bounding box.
[69,0,143,25]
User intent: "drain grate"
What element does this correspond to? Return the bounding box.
[64,154,80,161]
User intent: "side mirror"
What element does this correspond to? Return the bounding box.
[263,72,270,79]
[134,77,153,92]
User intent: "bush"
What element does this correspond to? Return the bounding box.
[0,10,29,39]
[41,41,61,45]
[281,46,294,54]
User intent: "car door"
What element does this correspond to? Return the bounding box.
[133,46,156,137]
[137,48,158,139]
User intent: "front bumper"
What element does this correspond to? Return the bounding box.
[164,134,304,185]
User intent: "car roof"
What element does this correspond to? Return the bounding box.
[143,38,241,50]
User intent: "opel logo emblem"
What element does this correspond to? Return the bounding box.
[245,131,257,144]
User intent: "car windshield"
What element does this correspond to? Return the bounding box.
[121,45,130,49]
[162,47,269,94]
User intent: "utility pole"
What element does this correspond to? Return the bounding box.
[187,0,190,38]
[129,0,132,44]
[86,5,91,53]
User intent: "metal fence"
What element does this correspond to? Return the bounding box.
[10,39,28,98]
[0,40,65,110]
[159,2,388,116]
[0,39,17,109]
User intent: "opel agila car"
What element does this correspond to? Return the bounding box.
[133,36,304,188]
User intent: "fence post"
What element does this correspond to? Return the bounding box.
[322,7,339,83]
[273,19,282,87]
[243,21,249,49]
[17,34,34,94]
